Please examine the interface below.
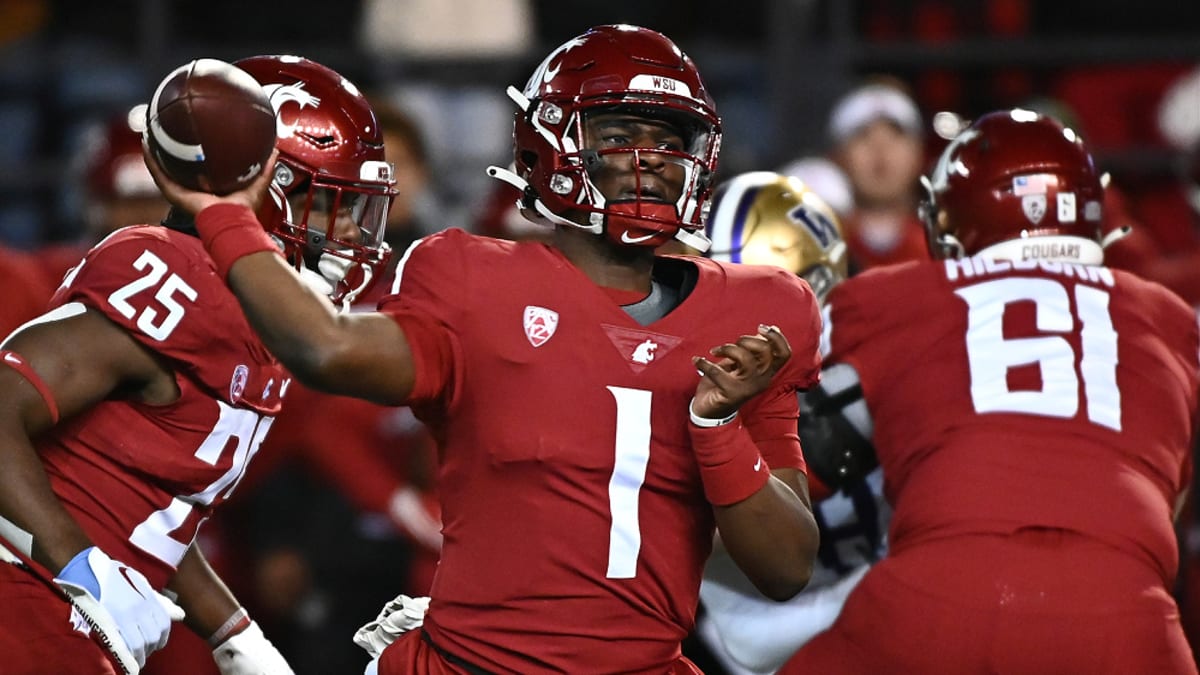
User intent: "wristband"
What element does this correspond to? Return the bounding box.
[194,204,279,281]
[1,350,59,424]
[689,421,771,505]
[209,607,251,647]
[688,398,737,428]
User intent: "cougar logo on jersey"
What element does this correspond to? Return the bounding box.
[602,325,682,374]
[524,306,559,348]
[631,339,659,365]
[262,82,322,139]
[229,364,250,403]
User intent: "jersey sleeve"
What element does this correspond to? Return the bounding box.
[741,269,824,472]
[377,229,468,406]
[56,230,226,365]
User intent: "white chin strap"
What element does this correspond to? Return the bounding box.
[486,165,601,234]
[297,265,335,298]
[677,227,711,252]
[339,263,375,311]
[1101,225,1132,249]
[295,253,375,312]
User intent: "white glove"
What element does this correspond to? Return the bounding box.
[55,546,185,673]
[352,594,430,659]
[212,620,294,675]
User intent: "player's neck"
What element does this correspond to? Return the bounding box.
[554,227,654,294]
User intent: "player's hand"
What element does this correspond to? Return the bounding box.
[212,620,294,675]
[143,139,278,216]
[55,547,186,672]
[691,324,792,420]
[352,594,430,659]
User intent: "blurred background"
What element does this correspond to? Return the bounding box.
[2,0,1199,248]
[5,1,1200,673]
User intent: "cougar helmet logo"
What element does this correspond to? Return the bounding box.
[262,82,322,139]
[524,36,586,94]
[929,128,979,192]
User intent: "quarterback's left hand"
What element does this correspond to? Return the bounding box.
[212,621,294,675]
[692,324,792,419]
[353,594,430,659]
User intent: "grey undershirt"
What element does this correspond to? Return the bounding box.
[621,279,680,326]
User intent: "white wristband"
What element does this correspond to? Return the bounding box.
[689,398,737,428]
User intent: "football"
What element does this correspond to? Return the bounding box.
[142,58,277,195]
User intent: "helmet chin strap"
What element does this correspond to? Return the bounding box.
[676,227,710,252]
[336,263,375,312]
[1100,225,1133,249]
[486,165,602,234]
[297,265,336,298]
[293,252,374,312]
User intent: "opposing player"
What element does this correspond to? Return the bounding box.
[146,26,824,674]
[779,109,1200,674]
[0,55,395,674]
[698,171,887,674]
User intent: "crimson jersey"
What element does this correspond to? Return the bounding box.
[378,228,821,674]
[35,226,287,587]
[826,257,1200,586]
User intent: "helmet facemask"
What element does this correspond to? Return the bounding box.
[266,156,395,308]
[918,175,965,260]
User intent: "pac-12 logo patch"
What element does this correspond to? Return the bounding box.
[230,364,250,402]
[523,306,559,348]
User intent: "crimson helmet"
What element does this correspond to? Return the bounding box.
[707,171,848,304]
[921,109,1105,263]
[487,24,721,251]
[235,55,397,306]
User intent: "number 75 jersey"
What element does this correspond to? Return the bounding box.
[38,225,288,588]
[825,257,1200,586]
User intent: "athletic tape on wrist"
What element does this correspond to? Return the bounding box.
[194,204,279,280]
[209,607,251,647]
[0,350,59,424]
[689,421,770,505]
[688,398,737,427]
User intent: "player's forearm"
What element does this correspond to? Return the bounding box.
[0,431,91,570]
[169,543,241,641]
[196,205,416,404]
[225,251,343,379]
[714,472,818,601]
